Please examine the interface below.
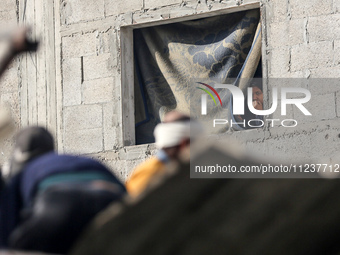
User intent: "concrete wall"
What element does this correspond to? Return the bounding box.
[0,0,19,163]
[0,0,339,180]
[241,0,340,165]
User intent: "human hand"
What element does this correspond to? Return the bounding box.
[10,27,39,54]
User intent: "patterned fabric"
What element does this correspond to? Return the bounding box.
[134,9,261,143]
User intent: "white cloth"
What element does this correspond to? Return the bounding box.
[154,122,191,149]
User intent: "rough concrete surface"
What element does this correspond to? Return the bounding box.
[0,0,339,179]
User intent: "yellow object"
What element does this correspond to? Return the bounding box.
[126,157,166,197]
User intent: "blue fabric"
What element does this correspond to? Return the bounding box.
[0,173,23,248]
[37,171,120,193]
[0,152,126,248]
[21,152,125,207]
[134,9,261,143]
[156,149,170,163]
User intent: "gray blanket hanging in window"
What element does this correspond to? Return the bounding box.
[134,9,261,144]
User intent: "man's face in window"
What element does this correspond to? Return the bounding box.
[252,86,263,110]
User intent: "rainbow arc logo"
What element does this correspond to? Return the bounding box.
[196,82,222,107]
[196,82,222,115]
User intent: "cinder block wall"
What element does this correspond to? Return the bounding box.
[238,0,340,165]
[1,0,340,180]
[0,0,20,163]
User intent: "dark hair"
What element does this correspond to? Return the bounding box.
[15,126,54,156]
[249,81,262,91]
[7,126,55,176]
[172,116,190,122]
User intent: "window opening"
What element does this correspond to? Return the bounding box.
[133,8,262,144]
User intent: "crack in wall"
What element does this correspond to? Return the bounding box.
[303,17,309,44]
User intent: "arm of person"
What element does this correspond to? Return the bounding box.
[0,27,39,78]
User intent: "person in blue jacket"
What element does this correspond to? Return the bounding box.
[0,126,126,254]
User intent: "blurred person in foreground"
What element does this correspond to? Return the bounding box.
[0,126,126,254]
[126,111,193,197]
